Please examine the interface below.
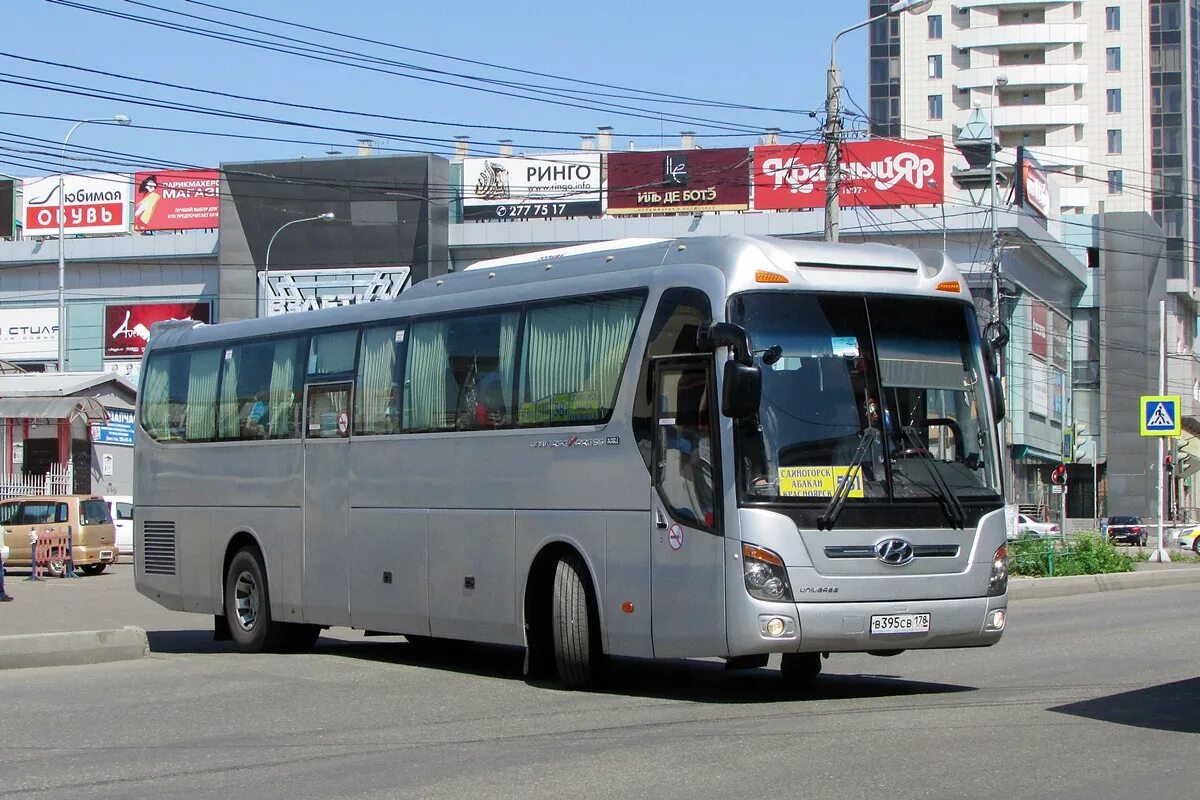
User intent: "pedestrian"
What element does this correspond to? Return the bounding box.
[0,539,13,601]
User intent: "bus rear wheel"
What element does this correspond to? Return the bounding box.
[552,553,603,690]
[780,652,822,685]
[225,547,287,653]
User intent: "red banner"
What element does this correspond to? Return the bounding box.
[104,303,211,357]
[133,169,220,231]
[753,139,944,210]
[1030,302,1048,360]
[606,148,749,215]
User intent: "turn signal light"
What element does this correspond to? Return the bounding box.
[936,280,961,293]
[755,270,789,284]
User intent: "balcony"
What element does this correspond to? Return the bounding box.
[956,64,1087,90]
[992,104,1087,128]
[954,23,1087,50]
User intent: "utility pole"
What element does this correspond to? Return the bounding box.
[1151,299,1172,561]
[824,62,842,243]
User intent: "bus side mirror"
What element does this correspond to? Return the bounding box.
[723,360,761,419]
[990,373,1006,422]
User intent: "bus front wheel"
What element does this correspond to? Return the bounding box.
[780,652,822,685]
[225,547,286,653]
[552,553,603,690]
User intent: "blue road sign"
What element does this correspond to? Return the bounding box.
[1141,395,1181,436]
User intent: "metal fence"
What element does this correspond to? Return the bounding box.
[0,464,73,500]
[1007,531,1136,578]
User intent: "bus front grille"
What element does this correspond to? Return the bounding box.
[142,521,177,575]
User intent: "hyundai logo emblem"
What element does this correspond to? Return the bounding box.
[874,538,915,566]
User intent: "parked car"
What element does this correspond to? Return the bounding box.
[105,495,134,558]
[1013,514,1059,539]
[1175,527,1200,553]
[1106,515,1148,546]
[0,495,118,576]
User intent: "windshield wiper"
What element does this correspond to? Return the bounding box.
[899,425,966,529]
[818,429,875,531]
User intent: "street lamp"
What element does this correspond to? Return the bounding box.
[824,0,932,242]
[57,114,132,372]
[1075,424,1101,535]
[260,212,336,317]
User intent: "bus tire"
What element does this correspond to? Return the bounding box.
[225,547,286,653]
[780,652,822,685]
[552,553,602,690]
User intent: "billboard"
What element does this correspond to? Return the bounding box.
[103,302,211,357]
[1030,302,1048,359]
[462,155,602,220]
[0,179,13,238]
[753,139,944,210]
[1016,147,1051,219]
[606,148,750,215]
[133,169,220,231]
[91,408,136,447]
[0,306,57,360]
[21,173,131,236]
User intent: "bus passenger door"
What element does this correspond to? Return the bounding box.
[650,358,726,658]
[302,381,354,627]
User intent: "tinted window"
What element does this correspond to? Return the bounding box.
[1109,516,1140,524]
[218,337,304,440]
[355,324,406,435]
[141,348,222,442]
[0,503,18,525]
[20,502,57,524]
[404,311,519,432]
[80,500,111,526]
[114,502,133,520]
[306,383,353,439]
[308,330,358,376]
[516,294,643,427]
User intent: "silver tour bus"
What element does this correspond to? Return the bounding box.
[135,235,1009,689]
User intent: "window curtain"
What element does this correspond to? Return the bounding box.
[498,313,518,413]
[405,321,449,430]
[142,355,172,440]
[218,349,240,439]
[268,339,299,438]
[357,328,398,434]
[521,296,639,412]
[184,350,220,440]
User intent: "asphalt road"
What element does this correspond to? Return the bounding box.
[0,573,1197,800]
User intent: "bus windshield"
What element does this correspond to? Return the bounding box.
[731,292,1001,506]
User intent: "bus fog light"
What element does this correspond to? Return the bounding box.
[765,617,787,637]
[986,609,1006,631]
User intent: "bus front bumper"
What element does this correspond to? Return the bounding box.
[729,594,1008,656]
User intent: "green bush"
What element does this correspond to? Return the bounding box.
[1007,533,1135,577]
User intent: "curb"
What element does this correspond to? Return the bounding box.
[1009,567,1200,600]
[0,626,149,671]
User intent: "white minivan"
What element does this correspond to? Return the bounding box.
[105,495,134,559]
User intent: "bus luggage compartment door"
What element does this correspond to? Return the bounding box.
[650,358,726,659]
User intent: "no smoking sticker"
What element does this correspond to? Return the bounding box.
[667,524,684,552]
[337,411,349,436]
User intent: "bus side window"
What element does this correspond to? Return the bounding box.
[634,289,712,470]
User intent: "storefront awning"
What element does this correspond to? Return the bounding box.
[0,397,109,423]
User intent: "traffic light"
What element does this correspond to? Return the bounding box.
[1165,455,1175,475]
[1182,452,1192,473]
[1050,464,1067,486]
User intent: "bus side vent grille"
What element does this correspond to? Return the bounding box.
[142,521,177,575]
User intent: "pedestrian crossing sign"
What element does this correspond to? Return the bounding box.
[1140,395,1181,436]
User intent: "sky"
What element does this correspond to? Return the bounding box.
[0,0,877,175]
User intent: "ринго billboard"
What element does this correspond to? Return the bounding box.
[606,148,750,215]
[21,173,132,236]
[753,139,944,210]
[133,169,221,231]
[462,155,602,220]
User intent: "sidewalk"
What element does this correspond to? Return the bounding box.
[2,559,1200,669]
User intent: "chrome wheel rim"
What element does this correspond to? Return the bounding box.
[234,570,259,631]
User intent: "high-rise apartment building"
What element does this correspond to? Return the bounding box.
[868,1,1196,289]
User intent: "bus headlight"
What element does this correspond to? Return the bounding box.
[742,543,793,603]
[987,543,1008,597]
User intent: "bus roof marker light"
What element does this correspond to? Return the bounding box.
[678,244,687,251]
[936,280,961,293]
[755,270,789,284]
[435,280,444,286]
[487,272,496,279]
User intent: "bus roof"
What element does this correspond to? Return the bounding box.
[146,235,964,352]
